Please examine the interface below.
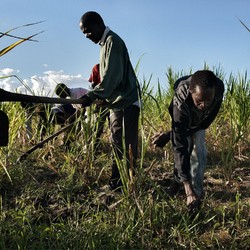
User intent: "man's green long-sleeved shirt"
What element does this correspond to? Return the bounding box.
[87,29,140,110]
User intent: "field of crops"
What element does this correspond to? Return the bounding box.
[0,66,249,249]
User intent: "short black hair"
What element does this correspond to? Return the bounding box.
[190,70,217,91]
[80,11,104,27]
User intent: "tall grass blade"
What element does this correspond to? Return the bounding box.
[237,17,250,32]
[0,21,45,38]
[0,31,45,57]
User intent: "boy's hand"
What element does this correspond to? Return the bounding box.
[152,131,171,148]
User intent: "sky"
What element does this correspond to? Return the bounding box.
[0,0,249,95]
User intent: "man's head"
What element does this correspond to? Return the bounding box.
[189,70,217,111]
[79,11,106,44]
[55,83,70,99]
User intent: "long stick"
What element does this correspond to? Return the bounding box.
[0,88,84,104]
[17,122,74,162]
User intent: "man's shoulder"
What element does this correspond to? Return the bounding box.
[174,76,191,97]
[174,75,191,90]
[171,76,192,113]
[106,30,124,44]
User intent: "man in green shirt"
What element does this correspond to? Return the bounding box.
[79,11,141,191]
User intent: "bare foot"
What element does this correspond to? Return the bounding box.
[183,181,197,206]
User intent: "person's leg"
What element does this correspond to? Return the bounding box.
[190,129,206,198]
[109,105,139,190]
[123,105,140,169]
[109,109,123,189]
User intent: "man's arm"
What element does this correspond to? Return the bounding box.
[172,105,192,182]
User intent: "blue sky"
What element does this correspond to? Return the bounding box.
[1,0,249,94]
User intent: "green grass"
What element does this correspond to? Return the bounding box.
[0,66,249,249]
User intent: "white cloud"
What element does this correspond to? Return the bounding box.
[0,68,21,91]
[0,68,91,96]
[1,68,15,75]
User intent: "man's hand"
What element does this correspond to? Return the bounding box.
[80,94,92,107]
[152,131,171,148]
[93,99,105,106]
